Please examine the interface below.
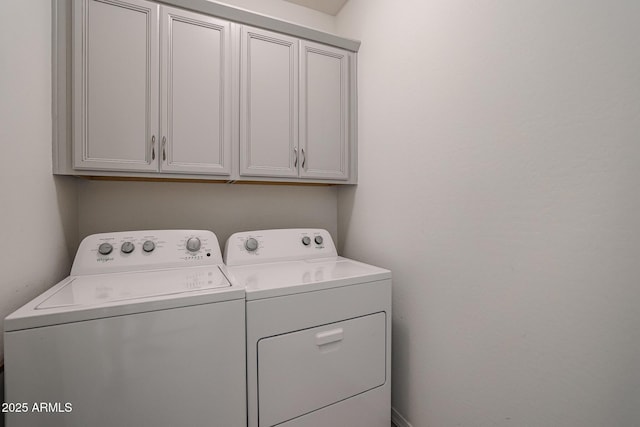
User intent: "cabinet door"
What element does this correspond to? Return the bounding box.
[240,27,298,178]
[300,41,350,180]
[160,7,232,175]
[73,0,159,172]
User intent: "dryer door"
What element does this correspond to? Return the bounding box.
[257,312,386,426]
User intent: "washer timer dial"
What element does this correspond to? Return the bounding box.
[186,237,202,252]
[245,238,259,252]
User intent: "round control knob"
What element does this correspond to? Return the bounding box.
[314,236,324,245]
[98,243,113,255]
[302,236,311,246]
[186,237,201,252]
[245,237,259,252]
[120,241,135,254]
[142,240,155,253]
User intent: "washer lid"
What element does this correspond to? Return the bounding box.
[226,257,391,300]
[37,266,230,309]
[5,266,243,331]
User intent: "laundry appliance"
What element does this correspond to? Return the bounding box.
[224,228,391,427]
[4,230,245,427]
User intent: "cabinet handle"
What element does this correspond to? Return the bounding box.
[293,147,298,167]
[151,135,156,160]
[301,148,306,169]
[162,136,166,161]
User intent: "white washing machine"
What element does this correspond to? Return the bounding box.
[224,229,391,427]
[4,230,245,427]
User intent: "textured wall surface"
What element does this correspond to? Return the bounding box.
[216,0,335,32]
[78,180,337,251]
[0,1,78,358]
[336,0,640,426]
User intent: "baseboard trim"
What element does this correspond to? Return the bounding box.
[392,407,412,427]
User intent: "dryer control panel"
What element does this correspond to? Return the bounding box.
[71,230,223,275]
[224,229,337,266]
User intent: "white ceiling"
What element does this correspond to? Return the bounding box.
[283,0,349,16]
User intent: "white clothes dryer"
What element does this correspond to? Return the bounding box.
[224,229,391,427]
[4,230,245,427]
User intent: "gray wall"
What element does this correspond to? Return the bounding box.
[77,180,338,251]
[217,0,335,32]
[336,0,640,426]
[0,1,78,358]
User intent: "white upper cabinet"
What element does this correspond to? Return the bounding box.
[240,26,299,178]
[300,41,350,180]
[73,0,232,176]
[73,0,159,172]
[160,7,232,175]
[239,29,352,181]
[60,0,358,183]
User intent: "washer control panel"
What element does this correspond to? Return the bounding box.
[224,229,337,266]
[71,230,223,276]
